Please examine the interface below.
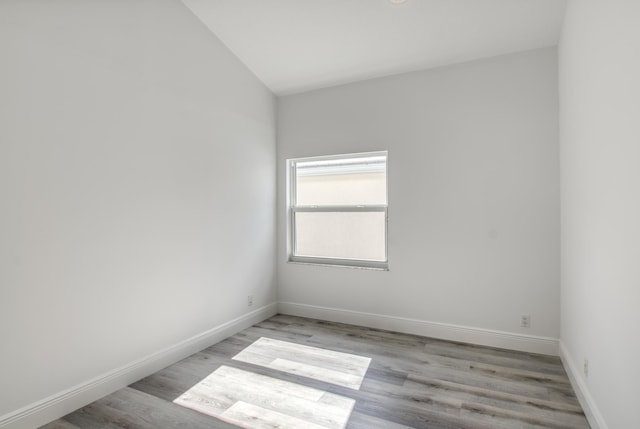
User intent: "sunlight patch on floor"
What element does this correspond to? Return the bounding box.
[173,365,355,429]
[232,337,371,389]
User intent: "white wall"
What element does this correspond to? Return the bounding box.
[559,1,640,427]
[0,0,276,423]
[277,48,560,347]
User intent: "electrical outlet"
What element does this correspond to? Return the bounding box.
[520,314,531,328]
[247,295,253,307]
[583,358,589,377]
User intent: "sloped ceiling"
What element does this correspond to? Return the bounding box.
[182,0,566,95]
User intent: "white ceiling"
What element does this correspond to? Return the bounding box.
[182,0,567,95]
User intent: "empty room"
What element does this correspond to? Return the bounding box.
[1,0,638,428]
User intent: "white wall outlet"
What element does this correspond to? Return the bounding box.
[247,295,254,307]
[520,314,531,328]
[583,358,589,377]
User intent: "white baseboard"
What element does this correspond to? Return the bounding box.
[559,341,608,429]
[0,303,278,429]
[278,302,559,356]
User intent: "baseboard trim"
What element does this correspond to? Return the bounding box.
[0,303,278,429]
[559,341,608,429]
[278,302,559,356]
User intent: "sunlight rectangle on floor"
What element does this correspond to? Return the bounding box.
[173,365,355,429]
[232,337,371,389]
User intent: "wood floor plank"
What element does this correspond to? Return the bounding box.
[58,403,127,429]
[221,401,329,429]
[232,336,371,389]
[40,420,83,429]
[42,315,589,429]
[70,387,238,429]
[423,342,566,375]
[374,375,588,428]
[236,337,371,375]
[403,376,583,414]
[303,334,556,400]
[269,315,560,371]
[174,365,354,429]
[346,411,416,429]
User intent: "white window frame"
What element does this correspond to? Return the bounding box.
[287,151,389,270]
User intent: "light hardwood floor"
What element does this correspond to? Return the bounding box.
[42,315,590,429]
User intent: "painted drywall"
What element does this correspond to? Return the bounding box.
[559,0,640,427]
[277,48,560,341]
[0,0,275,420]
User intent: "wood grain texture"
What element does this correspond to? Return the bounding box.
[174,365,355,428]
[42,315,590,429]
[233,337,370,389]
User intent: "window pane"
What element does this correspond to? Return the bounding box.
[296,156,386,206]
[294,212,386,261]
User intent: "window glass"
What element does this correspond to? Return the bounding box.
[296,156,386,206]
[294,212,386,261]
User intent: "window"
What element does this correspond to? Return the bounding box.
[287,151,388,270]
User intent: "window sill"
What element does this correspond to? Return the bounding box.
[287,257,389,271]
